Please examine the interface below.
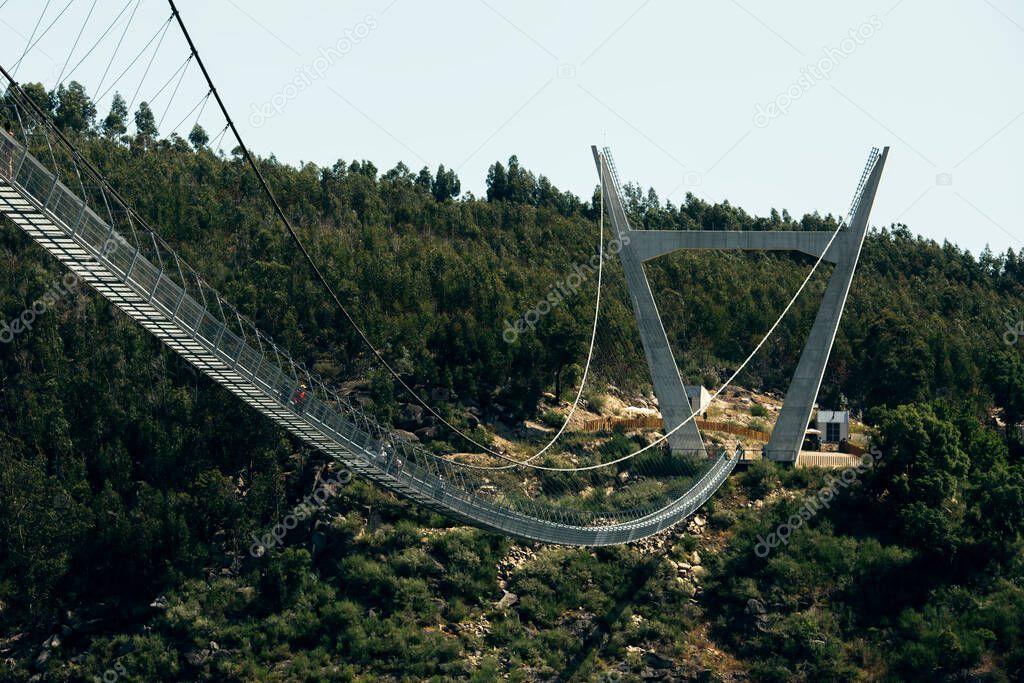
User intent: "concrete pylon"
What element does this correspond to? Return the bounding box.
[593,147,706,459]
[592,146,888,463]
[765,147,889,462]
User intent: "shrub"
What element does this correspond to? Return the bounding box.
[710,508,737,529]
[742,460,780,499]
[539,409,562,429]
[584,391,607,413]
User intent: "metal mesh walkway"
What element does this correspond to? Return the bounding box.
[0,128,737,545]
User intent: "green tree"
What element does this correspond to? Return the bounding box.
[188,123,209,150]
[134,101,158,138]
[537,307,586,403]
[102,92,129,137]
[20,81,54,118]
[430,163,460,202]
[867,404,970,554]
[415,165,433,190]
[485,160,507,201]
[52,81,96,132]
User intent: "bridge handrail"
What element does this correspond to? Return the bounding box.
[0,126,735,544]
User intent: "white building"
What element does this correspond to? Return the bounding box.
[816,410,850,443]
[684,385,712,416]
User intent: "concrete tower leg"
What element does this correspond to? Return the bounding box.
[765,147,889,462]
[593,147,706,458]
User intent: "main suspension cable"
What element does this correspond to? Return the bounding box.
[164,0,605,465]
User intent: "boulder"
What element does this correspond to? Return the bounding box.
[393,429,420,442]
[495,591,518,609]
[414,425,440,441]
[643,651,674,669]
[394,404,426,430]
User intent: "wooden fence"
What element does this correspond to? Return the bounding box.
[696,420,771,441]
[579,415,663,432]
[579,415,771,441]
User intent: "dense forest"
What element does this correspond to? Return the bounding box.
[0,82,1022,681]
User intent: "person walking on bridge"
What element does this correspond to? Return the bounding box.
[291,384,308,414]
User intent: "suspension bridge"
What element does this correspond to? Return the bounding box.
[0,1,887,546]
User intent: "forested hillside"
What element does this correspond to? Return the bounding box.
[1,83,1023,681]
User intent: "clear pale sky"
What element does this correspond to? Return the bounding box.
[3,0,1022,255]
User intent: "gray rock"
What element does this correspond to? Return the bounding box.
[393,429,420,442]
[642,651,674,669]
[414,425,439,441]
[495,591,518,609]
[395,404,426,430]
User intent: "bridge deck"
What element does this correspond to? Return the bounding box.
[0,129,736,545]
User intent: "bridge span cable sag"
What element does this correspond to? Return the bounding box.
[0,4,886,542]
[0,88,741,542]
